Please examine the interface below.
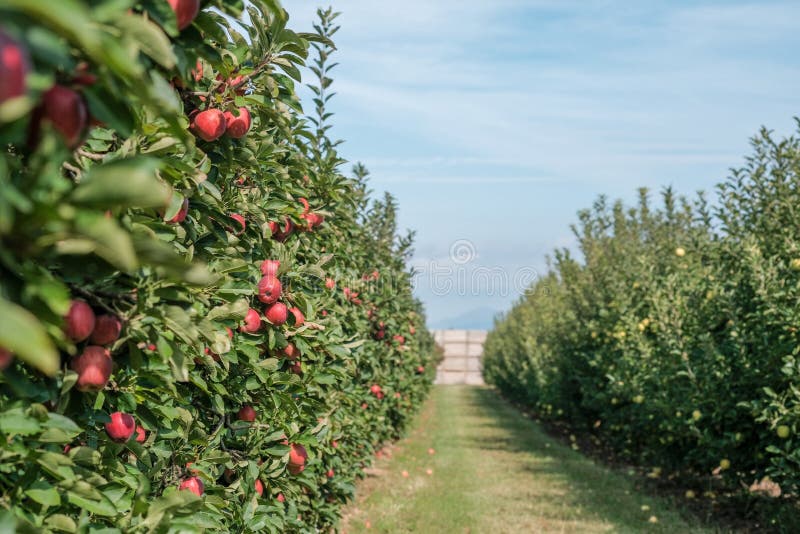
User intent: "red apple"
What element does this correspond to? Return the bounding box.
[416,365,425,374]
[409,326,416,335]
[228,213,246,235]
[223,107,251,138]
[105,411,135,443]
[277,493,285,503]
[238,405,256,422]
[289,307,305,327]
[226,327,233,339]
[191,108,226,141]
[325,278,335,290]
[240,308,262,334]
[64,299,96,342]
[326,469,334,478]
[90,314,122,345]
[370,384,382,396]
[298,198,310,214]
[264,302,288,325]
[191,59,203,82]
[72,346,112,392]
[374,329,385,340]
[167,0,200,30]
[332,440,339,449]
[393,335,405,345]
[42,85,88,149]
[269,217,294,241]
[260,259,280,277]
[289,361,302,375]
[254,479,264,497]
[167,198,189,224]
[282,343,299,360]
[287,443,307,475]
[257,276,282,304]
[0,347,13,370]
[179,476,204,496]
[0,30,29,103]
[135,425,147,443]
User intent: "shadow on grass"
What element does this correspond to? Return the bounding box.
[458,386,718,533]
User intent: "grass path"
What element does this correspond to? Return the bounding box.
[341,386,715,533]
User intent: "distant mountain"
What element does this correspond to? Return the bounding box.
[429,306,500,331]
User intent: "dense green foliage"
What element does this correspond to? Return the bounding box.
[484,125,800,507]
[0,1,435,531]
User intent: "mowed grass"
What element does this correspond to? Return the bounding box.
[341,385,716,534]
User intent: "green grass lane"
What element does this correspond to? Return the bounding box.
[341,385,714,534]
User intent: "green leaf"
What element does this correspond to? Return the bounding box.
[117,13,176,69]
[206,299,249,322]
[26,483,61,507]
[0,408,42,436]
[71,157,170,208]
[71,214,138,271]
[0,297,59,375]
[66,491,117,516]
[44,514,77,532]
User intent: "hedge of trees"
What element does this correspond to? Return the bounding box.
[484,125,800,520]
[0,1,435,531]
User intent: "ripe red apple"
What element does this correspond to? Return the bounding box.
[228,213,246,235]
[283,343,300,361]
[282,343,299,360]
[167,198,189,224]
[72,346,112,392]
[299,197,310,214]
[226,327,233,339]
[179,476,204,496]
[370,384,382,396]
[332,440,339,449]
[361,402,368,410]
[64,300,96,342]
[238,405,256,422]
[42,85,88,149]
[191,108,226,141]
[257,276,282,304]
[409,326,416,335]
[393,335,405,345]
[191,59,203,82]
[135,425,147,443]
[287,443,307,475]
[289,307,305,327]
[254,479,264,497]
[326,469,334,478]
[269,217,294,241]
[240,308,262,334]
[416,365,425,374]
[167,0,200,30]
[325,278,335,290]
[90,314,122,345]
[0,347,13,370]
[289,361,302,375]
[105,411,136,443]
[224,107,251,138]
[0,30,29,103]
[264,302,288,325]
[277,493,285,503]
[301,212,324,230]
[374,329,385,340]
[260,259,280,277]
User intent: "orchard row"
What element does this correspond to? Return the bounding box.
[484,126,800,521]
[0,1,435,532]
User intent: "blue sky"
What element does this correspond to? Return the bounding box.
[289,0,800,328]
